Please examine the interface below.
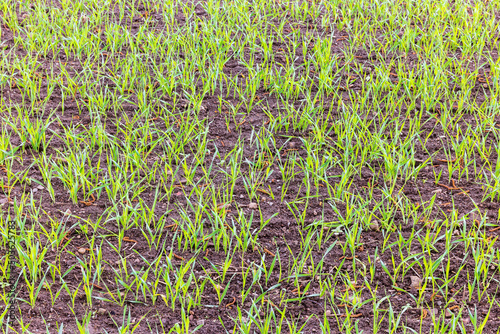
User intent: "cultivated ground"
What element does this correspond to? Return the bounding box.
[1,0,500,333]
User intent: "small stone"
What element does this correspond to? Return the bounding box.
[240,194,244,199]
[196,319,205,326]
[313,210,318,216]
[289,142,296,148]
[432,189,442,193]
[97,308,106,316]
[428,308,438,317]
[369,220,380,231]
[483,83,488,88]
[325,310,333,317]
[410,276,422,289]
[78,248,86,254]
[248,202,258,209]
[261,197,266,202]
[444,308,453,318]
[189,315,193,321]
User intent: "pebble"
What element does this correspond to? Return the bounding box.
[78,248,86,254]
[248,202,258,209]
[410,276,422,289]
[369,220,380,231]
[428,308,438,317]
[445,308,454,318]
[97,308,106,316]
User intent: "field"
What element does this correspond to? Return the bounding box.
[1,0,500,332]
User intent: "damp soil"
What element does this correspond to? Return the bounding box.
[1,1,500,333]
